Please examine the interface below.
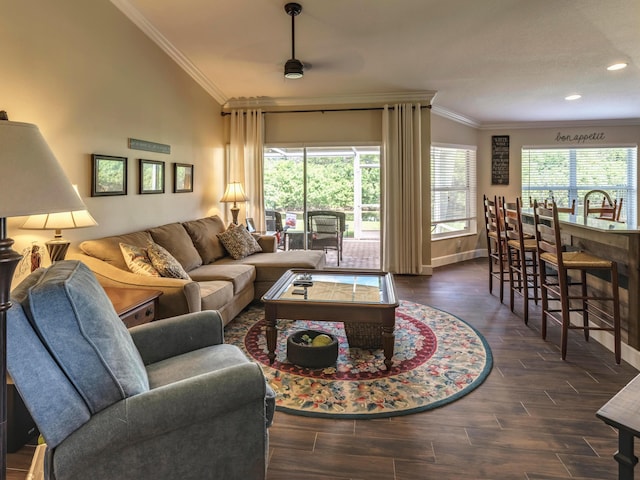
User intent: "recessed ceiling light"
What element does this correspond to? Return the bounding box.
[565,94,582,101]
[607,63,628,71]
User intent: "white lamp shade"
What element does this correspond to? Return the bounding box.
[0,120,85,218]
[21,210,98,231]
[220,182,248,203]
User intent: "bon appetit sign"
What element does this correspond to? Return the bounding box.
[555,131,605,144]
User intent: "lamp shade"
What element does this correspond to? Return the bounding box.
[21,210,98,231]
[220,182,248,204]
[0,120,85,217]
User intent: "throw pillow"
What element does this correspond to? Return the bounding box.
[119,243,160,277]
[147,242,191,280]
[217,224,263,260]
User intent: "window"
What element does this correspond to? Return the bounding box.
[521,146,637,224]
[431,143,477,239]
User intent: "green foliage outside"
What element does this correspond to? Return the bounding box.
[522,147,633,209]
[264,154,381,233]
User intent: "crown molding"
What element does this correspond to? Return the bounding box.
[431,105,480,128]
[223,91,437,110]
[479,117,640,130]
[110,0,228,105]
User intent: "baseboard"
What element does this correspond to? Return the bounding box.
[569,315,640,369]
[431,249,485,268]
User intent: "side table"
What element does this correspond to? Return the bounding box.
[104,287,162,328]
[597,373,640,479]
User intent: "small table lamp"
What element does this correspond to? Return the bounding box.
[220,181,248,225]
[21,187,98,261]
[0,112,85,480]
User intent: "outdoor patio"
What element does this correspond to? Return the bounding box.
[317,238,381,270]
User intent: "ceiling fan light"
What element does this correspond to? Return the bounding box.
[284,58,304,79]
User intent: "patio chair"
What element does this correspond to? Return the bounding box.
[265,209,284,248]
[306,210,346,266]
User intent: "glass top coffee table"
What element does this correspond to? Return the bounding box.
[262,269,399,368]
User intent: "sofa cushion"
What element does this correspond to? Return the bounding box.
[80,231,155,271]
[215,250,326,283]
[147,242,191,280]
[148,222,203,272]
[120,242,161,277]
[182,216,227,263]
[198,280,235,311]
[188,263,255,294]
[21,261,150,415]
[217,224,262,260]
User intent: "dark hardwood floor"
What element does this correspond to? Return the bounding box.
[7,259,639,479]
[265,258,639,480]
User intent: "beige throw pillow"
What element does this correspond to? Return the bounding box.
[147,242,191,280]
[217,224,262,260]
[119,243,160,277]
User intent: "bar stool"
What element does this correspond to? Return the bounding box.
[556,198,576,214]
[483,195,508,302]
[533,201,621,363]
[503,198,539,324]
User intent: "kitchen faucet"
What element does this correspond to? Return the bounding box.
[583,189,613,222]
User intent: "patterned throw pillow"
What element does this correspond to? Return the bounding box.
[119,243,160,277]
[147,242,191,280]
[217,224,263,260]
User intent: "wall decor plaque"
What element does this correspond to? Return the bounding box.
[491,135,509,185]
[128,138,171,154]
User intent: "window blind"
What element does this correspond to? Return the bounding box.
[431,144,477,238]
[522,146,637,224]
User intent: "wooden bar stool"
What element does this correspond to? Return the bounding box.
[503,198,539,324]
[483,195,508,302]
[533,201,621,364]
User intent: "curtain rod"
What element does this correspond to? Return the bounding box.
[220,105,432,116]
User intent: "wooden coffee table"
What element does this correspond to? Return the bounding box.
[262,269,398,368]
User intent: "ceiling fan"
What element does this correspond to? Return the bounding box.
[284,2,304,79]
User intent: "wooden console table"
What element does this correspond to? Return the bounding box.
[104,287,162,328]
[597,373,640,479]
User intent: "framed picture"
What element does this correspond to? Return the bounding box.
[139,159,165,194]
[246,217,256,233]
[91,154,127,196]
[173,163,194,193]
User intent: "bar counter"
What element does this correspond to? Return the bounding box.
[523,210,640,351]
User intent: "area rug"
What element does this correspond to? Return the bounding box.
[225,300,493,419]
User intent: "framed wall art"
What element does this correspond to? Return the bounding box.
[139,159,165,194]
[91,154,128,196]
[173,163,194,193]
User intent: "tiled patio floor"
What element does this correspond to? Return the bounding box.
[321,238,380,270]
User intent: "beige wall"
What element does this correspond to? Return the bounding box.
[431,116,640,265]
[2,0,224,272]
[430,114,481,262]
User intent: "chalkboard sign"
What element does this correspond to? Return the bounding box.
[491,135,509,185]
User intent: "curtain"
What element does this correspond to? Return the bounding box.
[381,103,423,274]
[227,109,265,229]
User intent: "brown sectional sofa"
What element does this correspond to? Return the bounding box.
[70,215,325,324]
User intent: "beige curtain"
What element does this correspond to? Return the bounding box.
[227,109,265,229]
[381,103,423,274]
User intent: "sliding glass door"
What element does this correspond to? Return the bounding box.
[263,146,380,269]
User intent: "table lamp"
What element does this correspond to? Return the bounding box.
[0,111,85,480]
[21,186,98,262]
[220,181,248,225]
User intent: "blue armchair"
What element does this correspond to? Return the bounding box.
[7,260,274,480]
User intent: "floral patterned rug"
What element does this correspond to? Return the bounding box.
[224,300,493,419]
